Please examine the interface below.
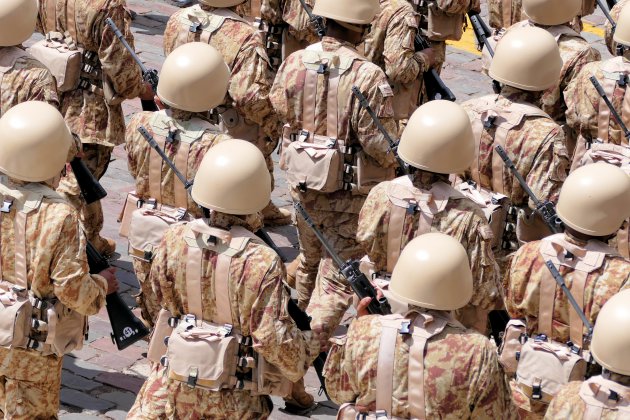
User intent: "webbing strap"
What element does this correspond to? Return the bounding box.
[173,141,191,209]
[598,77,616,142]
[185,245,203,320]
[13,212,28,290]
[387,205,407,274]
[619,224,630,258]
[213,252,233,326]
[568,271,588,348]
[148,136,165,203]
[46,0,57,32]
[0,211,4,281]
[583,405,604,420]
[66,0,78,46]
[538,270,555,338]
[303,70,318,133]
[375,316,403,416]
[503,1,512,27]
[327,72,340,140]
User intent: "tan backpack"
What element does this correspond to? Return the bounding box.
[0,181,87,357]
[578,375,630,419]
[152,220,291,396]
[337,311,459,419]
[412,0,467,42]
[279,46,394,195]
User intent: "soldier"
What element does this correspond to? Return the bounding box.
[545,289,630,419]
[37,0,154,256]
[324,233,516,418]
[484,0,601,156]
[357,100,501,334]
[123,42,233,326]
[269,0,398,331]
[128,140,322,419]
[360,0,436,132]
[565,3,630,170]
[503,163,630,418]
[0,0,59,114]
[163,0,291,227]
[0,101,117,418]
[462,27,569,262]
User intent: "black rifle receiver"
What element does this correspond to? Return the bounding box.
[85,241,150,350]
[294,202,392,315]
[468,12,494,55]
[298,0,326,39]
[414,34,456,102]
[596,0,617,30]
[70,157,107,205]
[589,76,630,140]
[105,18,159,112]
[495,145,564,234]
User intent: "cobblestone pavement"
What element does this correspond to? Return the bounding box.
[35,1,612,418]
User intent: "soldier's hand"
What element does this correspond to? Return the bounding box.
[416,47,437,70]
[356,297,373,317]
[99,267,119,294]
[139,82,155,100]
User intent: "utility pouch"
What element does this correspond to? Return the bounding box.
[498,319,527,375]
[128,208,187,263]
[42,300,87,356]
[28,33,82,92]
[356,151,396,196]
[147,308,175,364]
[251,354,292,398]
[118,192,190,239]
[516,208,553,245]
[0,284,33,349]
[426,7,464,42]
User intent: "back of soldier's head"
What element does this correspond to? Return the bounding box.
[489,26,562,92]
[313,0,379,33]
[398,100,475,174]
[191,140,270,216]
[157,42,230,113]
[0,101,72,182]
[590,289,630,377]
[0,0,37,47]
[522,0,581,26]
[198,0,246,7]
[389,233,473,311]
[556,162,630,237]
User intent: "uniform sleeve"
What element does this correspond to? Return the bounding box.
[356,183,391,271]
[97,5,145,100]
[561,45,600,93]
[124,114,143,180]
[24,65,60,110]
[526,127,568,205]
[230,35,283,140]
[50,213,107,315]
[249,256,321,382]
[382,10,423,84]
[269,58,293,124]
[504,245,535,320]
[466,214,501,310]
[260,0,284,25]
[435,0,478,15]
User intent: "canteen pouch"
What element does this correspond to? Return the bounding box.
[42,300,87,356]
[0,285,32,349]
[426,7,464,42]
[128,208,184,263]
[516,208,554,245]
[28,35,82,92]
[515,337,587,404]
[102,74,124,106]
[356,152,396,195]
[498,319,526,375]
[252,354,292,398]
[280,130,343,193]
[147,308,175,364]
[166,317,240,391]
[118,193,190,239]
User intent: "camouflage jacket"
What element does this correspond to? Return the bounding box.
[324,309,517,419]
[260,0,319,45]
[461,88,569,208]
[0,47,59,115]
[146,215,321,415]
[357,172,501,317]
[125,110,232,218]
[37,0,145,146]
[269,37,398,214]
[163,5,282,142]
[505,234,630,345]
[488,0,523,29]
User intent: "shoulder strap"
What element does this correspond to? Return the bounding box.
[65,0,79,46]
[375,314,406,417]
[579,375,630,419]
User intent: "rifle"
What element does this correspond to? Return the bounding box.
[413,35,456,102]
[85,241,150,350]
[589,76,630,141]
[544,261,594,340]
[137,126,287,262]
[294,202,392,315]
[495,145,564,234]
[351,86,409,176]
[596,0,617,30]
[468,12,494,56]
[69,157,107,205]
[287,299,329,398]
[105,18,159,112]
[298,0,326,39]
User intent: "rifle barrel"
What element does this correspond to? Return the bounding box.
[495,145,542,206]
[137,126,193,189]
[294,202,346,269]
[545,261,594,334]
[589,76,630,139]
[105,18,149,74]
[596,0,617,27]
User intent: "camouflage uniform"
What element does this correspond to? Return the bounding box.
[324,309,517,418]
[357,171,501,333]
[565,58,630,170]
[605,0,629,56]
[0,47,59,115]
[0,178,107,418]
[37,0,146,252]
[163,4,285,220]
[504,233,630,418]
[127,213,321,419]
[544,373,630,419]
[124,109,233,325]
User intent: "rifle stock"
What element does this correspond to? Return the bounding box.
[69,157,107,205]
[414,34,456,101]
[468,12,494,56]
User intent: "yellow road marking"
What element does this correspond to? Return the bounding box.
[447,17,606,56]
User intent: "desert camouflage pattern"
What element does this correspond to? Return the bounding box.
[269,37,397,332]
[461,88,569,208]
[0,178,107,418]
[37,0,145,147]
[357,172,501,332]
[260,0,319,45]
[128,213,321,419]
[605,0,629,55]
[324,310,517,419]
[0,47,59,115]
[544,374,630,420]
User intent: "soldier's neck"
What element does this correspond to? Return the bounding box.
[169,108,195,121]
[410,169,449,188]
[564,228,609,245]
[204,210,261,232]
[499,85,541,104]
[200,5,238,12]
[603,370,630,387]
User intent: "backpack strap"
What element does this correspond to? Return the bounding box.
[376,314,406,417]
[186,6,249,46]
[595,58,630,143]
[579,375,630,419]
[65,0,79,47]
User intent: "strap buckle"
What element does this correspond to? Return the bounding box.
[221,324,233,337]
[483,115,496,129]
[175,208,187,221]
[146,198,157,210]
[532,381,543,400]
[189,22,201,33]
[187,367,198,388]
[297,130,310,142]
[399,321,411,335]
[1,199,14,213]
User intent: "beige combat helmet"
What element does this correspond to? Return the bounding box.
[0,101,72,182]
[312,0,380,25]
[191,140,271,215]
[489,26,563,91]
[614,4,630,48]
[157,42,230,113]
[0,0,37,47]
[198,0,246,6]
[389,233,473,311]
[522,0,581,26]
[398,100,475,174]
[556,162,630,237]
[590,289,630,376]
